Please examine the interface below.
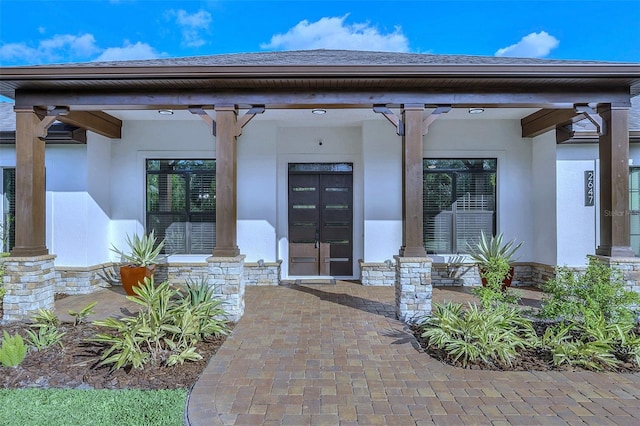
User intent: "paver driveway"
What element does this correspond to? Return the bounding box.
[186,282,640,425]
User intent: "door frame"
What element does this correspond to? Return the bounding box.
[277,154,363,279]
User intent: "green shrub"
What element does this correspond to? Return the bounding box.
[24,309,65,351]
[92,277,229,370]
[419,301,536,368]
[25,326,65,351]
[540,259,640,325]
[0,330,28,367]
[68,301,97,326]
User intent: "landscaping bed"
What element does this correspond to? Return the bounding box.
[0,320,228,389]
[412,321,640,373]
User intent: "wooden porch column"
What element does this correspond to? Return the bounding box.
[212,105,240,257]
[399,104,427,257]
[596,103,634,257]
[11,108,48,257]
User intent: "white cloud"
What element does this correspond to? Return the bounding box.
[0,33,100,65]
[261,15,409,52]
[495,31,559,58]
[94,41,161,62]
[167,9,212,48]
[0,33,161,65]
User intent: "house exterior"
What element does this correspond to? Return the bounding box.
[1,50,639,323]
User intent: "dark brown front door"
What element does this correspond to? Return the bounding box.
[288,164,353,276]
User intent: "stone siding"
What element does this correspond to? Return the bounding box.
[359,260,395,286]
[2,255,56,322]
[207,255,245,323]
[429,261,554,288]
[163,262,209,287]
[244,261,282,286]
[529,263,557,288]
[591,255,640,296]
[394,256,432,323]
[55,263,116,294]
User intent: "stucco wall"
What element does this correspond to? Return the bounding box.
[237,121,278,262]
[362,120,402,262]
[531,131,558,266]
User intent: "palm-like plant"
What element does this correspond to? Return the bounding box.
[467,231,523,266]
[111,230,165,267]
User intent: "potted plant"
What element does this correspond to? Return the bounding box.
[467,231,523,290]
[110,230,166,296]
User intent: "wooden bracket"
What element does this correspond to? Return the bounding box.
[422,105,451,135]
[574,104,606,136]
[188,106,216,136]
[556,124,575,144]
[373,105,404,136]
[35,106,69,139]
[236,105,265,136]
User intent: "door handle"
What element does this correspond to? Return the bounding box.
[315,229,319,248]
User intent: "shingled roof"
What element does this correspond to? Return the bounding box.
[23,49,617,68]
[1,49,639,100]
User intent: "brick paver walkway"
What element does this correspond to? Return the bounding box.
[186,282,640,425]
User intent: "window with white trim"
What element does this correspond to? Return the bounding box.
[423,159,497,254]
[146,160,216,254]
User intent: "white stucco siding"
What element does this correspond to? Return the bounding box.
[86,134,113,265]
[556,145,598,267]
[237,122,278,262]
[531,131,558,266]
[424,119,534,261]
[46,145,89,266]
[362,120,402,261]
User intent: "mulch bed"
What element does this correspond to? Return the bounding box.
[0,318,228,390]
[411,322,640,373]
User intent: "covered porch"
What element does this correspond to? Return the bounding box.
[1,51,639,323]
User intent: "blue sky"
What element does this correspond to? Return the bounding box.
[0,0,639,66]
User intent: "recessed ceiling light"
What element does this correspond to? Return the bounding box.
[158,109,174,115]
[311,109,326,115]
[468,108,484,114]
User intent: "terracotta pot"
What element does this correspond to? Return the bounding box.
[119,264,156,296]
[480,266,514,291]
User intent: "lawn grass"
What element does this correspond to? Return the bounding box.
[0,388,187,426]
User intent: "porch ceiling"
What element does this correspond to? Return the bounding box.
[107,107,541,126]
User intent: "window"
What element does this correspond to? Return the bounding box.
[146,160,216,254]
[630,167,640,255]
[423,159,497,254]
[1,168,15,253]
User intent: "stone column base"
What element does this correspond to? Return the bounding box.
[2,255,56,323]
[394,256,432,323]
[590,255,640,296]
[207,255,246,323]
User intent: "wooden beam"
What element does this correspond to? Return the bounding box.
[57,111,122,139]
[399,104,427,257]
[11,109,48,257]
[212,105,240,257]
[596,104,634,257]
[15,89,633,111]
[521,108,583,138]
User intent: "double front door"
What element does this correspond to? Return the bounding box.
[288,164,353,276]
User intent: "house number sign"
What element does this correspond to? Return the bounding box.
[585,170,595,206]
